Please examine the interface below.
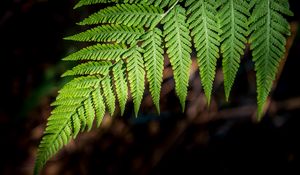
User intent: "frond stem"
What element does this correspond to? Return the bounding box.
[161,0,180,18]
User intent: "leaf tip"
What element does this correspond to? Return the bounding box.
[224,89,230,102]
[155,103,160,115]
[179,98,186,113]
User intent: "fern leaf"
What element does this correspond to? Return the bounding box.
[70,113,81,138]
[63,44,127,61]
[74,0,117,9]
[74,0,178,9]
[51,97,85,106]
[55,88,92,100]
[159,0,181,8]
[36,1,294,173]
[141,28,164,113]
[112,61,128,115]
[83,97,96,131]
[64,24,145,44]
[34,117,72,174]
[78,4,164,28]
[186,0,221,103]
[101,76,116,115]
[123,47,145,116]
[163,5,192,110]
[62,62,112,77]
[218,0,249,100]
[62,75,102,89]
[34,76,104,175]
[249,0,293,117]
[131,0,181,8]
[77,106,87,132]
[91,86,106,127]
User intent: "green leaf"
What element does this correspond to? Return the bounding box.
[112,61,128,115]
[141,28,164,113]
[35,1,293,174]
[78,4,164,28]
[83,97,96,131]
[186,0,221,103]
[101,76,116,115]
[61,62,112,77]
[64,24,145,44]
[34,76,103,174]
[163,5,192,111]
[249,0,293,117]
[63,44,127,61]
[74,0,117,9]
[124,47,146,116]
[91,86,106,127]
[218,0,249,100]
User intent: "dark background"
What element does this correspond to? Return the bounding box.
[0,0,300,174]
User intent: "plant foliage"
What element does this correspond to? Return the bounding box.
[34,0,293,174]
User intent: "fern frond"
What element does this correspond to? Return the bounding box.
[186,0,221,103]
[74,0,117,9]
[77,106,87,132]
[74,0,179,9]
[34,117,72,174]
[112,61,128,115]
[63,44,127,61]
[161,0,182,8]
[55,88,92,100]
[248,0,293,116]
[61,62,112,77]
[101,76,116,115]
[79,4,164,28]
[36,1,294,174]
[62,75,102,89]
[131,0,181,8]
[34,75,104,174]
[124,47,145,116]
[83,97,96,131]
[162,5,192,111]
[64,24,145,44]
[91,85,106,127]
[51,97,84,106]
[141,28,164,113]
[218,0,249,100]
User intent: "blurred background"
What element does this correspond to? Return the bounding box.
[0,0,300,174]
